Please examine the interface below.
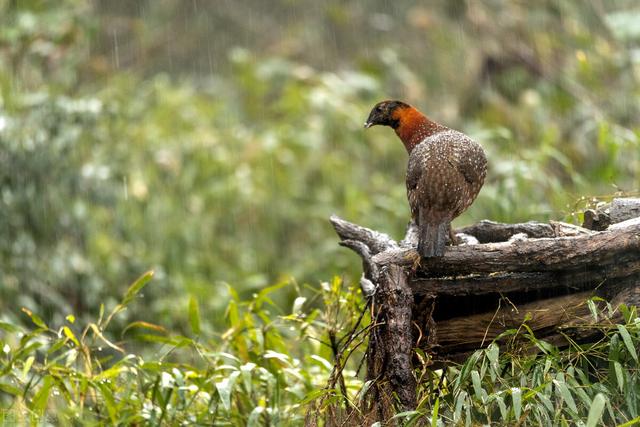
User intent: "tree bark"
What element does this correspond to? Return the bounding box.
[364,265,417,413]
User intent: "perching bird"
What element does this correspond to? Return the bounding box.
[364,100,487,258]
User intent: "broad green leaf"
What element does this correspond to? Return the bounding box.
[247,405,265,427]
[264,350,291,366]
[310,354,332,371]
[586,393,606,427]
[31,375,54,415]
[240,362,256,393]
[122,270,154,306]
[0,382,21,396]
[0,321,20,333]
[554,377,577,413]
[495,395,508,420]
[613,361,625,392]
[431,397,440,427]
[512,387,522,420]
[471,370,484,401]
[537,391,554,413]
[617,325,638,362]
[215,371,241,411]
[22,356,35,380]
[486,343,499,371]
[453,391,467,422]
[94,366,126,381]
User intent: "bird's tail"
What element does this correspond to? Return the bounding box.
[417,220,448,258]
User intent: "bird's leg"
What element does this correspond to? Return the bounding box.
[448,224,460,246]
[409,250,422,273]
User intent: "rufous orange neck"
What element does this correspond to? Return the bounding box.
[394,107,446,153]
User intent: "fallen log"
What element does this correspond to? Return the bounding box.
[331,197,640,414]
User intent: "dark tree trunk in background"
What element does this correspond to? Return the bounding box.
[331,198,640,415]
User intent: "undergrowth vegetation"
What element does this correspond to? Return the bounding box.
[2,273,640,425]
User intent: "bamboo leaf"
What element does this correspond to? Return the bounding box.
[62,326,80,347]
[554,376,577,413]
[586,393,606,427]
[617,325,638,362]
[431,397,440,427]
[512,387,522,420]
[215,371,241,411]
[122,270,154,306]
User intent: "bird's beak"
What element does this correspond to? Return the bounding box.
[364,122,373,129]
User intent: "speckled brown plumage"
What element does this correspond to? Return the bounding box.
[365,100,487,257]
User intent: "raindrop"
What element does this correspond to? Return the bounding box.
[112,29,120,69]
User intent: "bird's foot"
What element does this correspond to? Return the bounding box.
[410,250,422,273]
[448,226,460,246]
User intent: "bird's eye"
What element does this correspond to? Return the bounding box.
[376,106,383,112]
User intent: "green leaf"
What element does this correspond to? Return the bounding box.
[215,371,241,411]
[240,362,256,393]
[96,381,118,424]
[247,405,266,427]
[495,395,508,420]
[536,391,554,413]
[264,350,291,366]
[62,326,80,347]
[21,308,47,329]
[431,397,440,427]
[586,393,606,427]
[486,343,499,371]
[31,375,54,415]
[453,391,467,422]
[618,417,640,427]
[189,295,201,335]
[554,376,577,413]
[471,370,484,401]
[122,321,167,336]
[512,387,522,420]
[0,321,20,333]
[617,325,638,362]
[94,366,126,381]
[122,270,154,306]
[22,356,35,380]
[613,361,625,392]
[0,382,22,396]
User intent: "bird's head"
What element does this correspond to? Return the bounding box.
[364,100,410,130]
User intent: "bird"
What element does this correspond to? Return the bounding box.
[364,100,487,258]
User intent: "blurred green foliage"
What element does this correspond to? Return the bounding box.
[1,0,638,330]
[1,9,640,424]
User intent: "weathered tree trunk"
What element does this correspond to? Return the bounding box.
[331,198,640,415]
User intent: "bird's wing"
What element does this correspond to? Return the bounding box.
[445,133,487,185]
[406,140,457,219]
[406,131,486,221]
[406,154,421,220]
